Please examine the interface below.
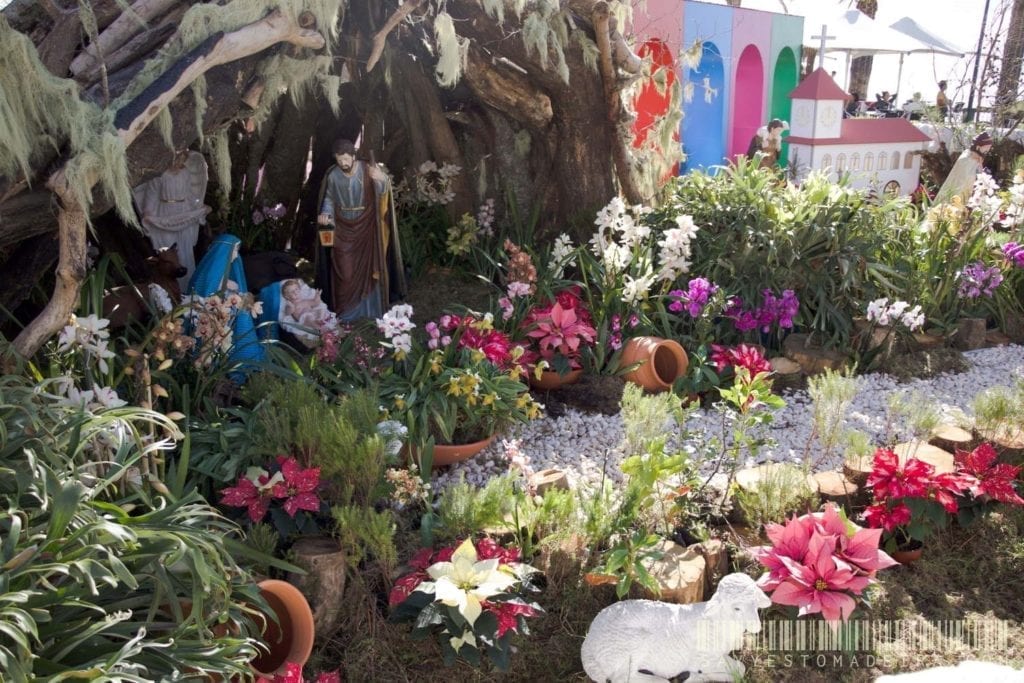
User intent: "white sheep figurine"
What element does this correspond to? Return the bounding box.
[581,573,771,683]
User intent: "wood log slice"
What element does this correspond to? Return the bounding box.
[892,441,955,474]
[287,536,347,638]
[928,424,975,454]
[812,471,859,503]
[843,454,874,487]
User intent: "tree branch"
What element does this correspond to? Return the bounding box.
[592,2,642,204]
[366,0,424,73]
[13,9,326,359]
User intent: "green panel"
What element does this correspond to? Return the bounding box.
[772,47,799,166]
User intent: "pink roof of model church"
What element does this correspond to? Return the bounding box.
[786,119,933,146]
[789,68,849,101]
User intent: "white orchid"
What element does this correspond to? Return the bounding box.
[418,538,517,626]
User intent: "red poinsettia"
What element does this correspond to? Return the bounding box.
[275,455,322,517]
[955,443,1024,505]
[522,301,597,369]
[865,448,934,500]
[709,343,772,376]
[220,456,321,523]
[862,501,912,532]
[256,662,341,683]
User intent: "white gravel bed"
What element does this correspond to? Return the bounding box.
[432,345,1024,491]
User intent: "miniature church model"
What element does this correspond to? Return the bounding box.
[785,69,931,195]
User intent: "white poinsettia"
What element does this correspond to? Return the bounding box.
[419,538,517,625]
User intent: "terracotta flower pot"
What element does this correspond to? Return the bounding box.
[411,434,496,469]
[620,336,688,393]
[891,547,923,565]
[529,368,582,391]
[250,579,316,677]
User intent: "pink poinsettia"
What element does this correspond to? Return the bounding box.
[770,533,869,623]
[523,301,597,369]
[752,504,895,625]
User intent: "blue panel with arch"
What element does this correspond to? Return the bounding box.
[682,41,726,173]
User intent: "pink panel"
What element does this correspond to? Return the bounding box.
[728,7,773,154]
[730,45,765,158]
[628,0,684,59]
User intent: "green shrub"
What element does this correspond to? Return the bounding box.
[0,376,266,680]
[650,163,913,347]
[735,463,819,530]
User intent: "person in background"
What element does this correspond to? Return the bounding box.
[874,91,897,112]
[745,119,788,169]
[936,80,949,119]
[845,92,862,118]
[936,131,993,203]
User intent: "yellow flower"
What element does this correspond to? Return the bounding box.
[509,366,522,381]
[482,392,496,407]
[470,349,485,364]
[430,354,443,375]
[394,394,406,410]
[515,394,531,409]
[394,349,407,361]
[447,378,462,396]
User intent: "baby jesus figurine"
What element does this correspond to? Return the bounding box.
[280,279,338,345]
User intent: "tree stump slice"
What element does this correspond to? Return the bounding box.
[288,536,347,638]
[928,424,975,454]
[769,356,804,391]
[643,539,706,604]
[844,455,874,487]
[892,441,955,474]
[976,426,1024,462]
[734,463,818,494]
[529,467,570,495]
[812,471,859,502]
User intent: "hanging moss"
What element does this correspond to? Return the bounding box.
[156,106,174,150]
[205,129,232,196]
[2,1,343,227]
[481,0,505,24]
[573,31,600,73]
[433,12,467,88]
[191,74,208,144]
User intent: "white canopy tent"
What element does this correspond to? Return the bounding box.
[802,8,964,99]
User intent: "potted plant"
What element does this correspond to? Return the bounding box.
[375,305,543,466]
[861,446,958,563]
[389,537,542,670]
[521,287,598,388]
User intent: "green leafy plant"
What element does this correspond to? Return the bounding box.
[735,463,819,530]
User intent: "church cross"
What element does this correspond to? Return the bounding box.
[811,25,836,69]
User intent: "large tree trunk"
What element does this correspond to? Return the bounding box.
[848,0,879,98]
[997,0,1024,126]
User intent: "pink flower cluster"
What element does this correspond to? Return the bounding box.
[608,312,640,350]
[219,456,321,523]
[668,277,718,318]
[957,261,1003,299]
[751,504,897,624]
[433,314,522,370]
[389,539,538,637]
[863,444,1024,533]
[256,662,340,683]
[725,289,799,334]
[1002,242,1024,268]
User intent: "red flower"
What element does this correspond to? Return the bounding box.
[476,537,522,564]
[486,600,538,637]
[256,662,304,683]
[276,456,322,517]
[708,344,771,376]
[955,443,1024,505]
[866,449,933,500]
[863,502,912,532]
[408,547,435,571]
[434,545,456,563]
[709,344,733,372]
[388,571,426,607]
[315,673,342,683]
[220,473,281,523]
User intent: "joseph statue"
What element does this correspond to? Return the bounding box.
[315,139,405,320]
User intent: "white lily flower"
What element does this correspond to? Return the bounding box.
[425,538,517,626]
